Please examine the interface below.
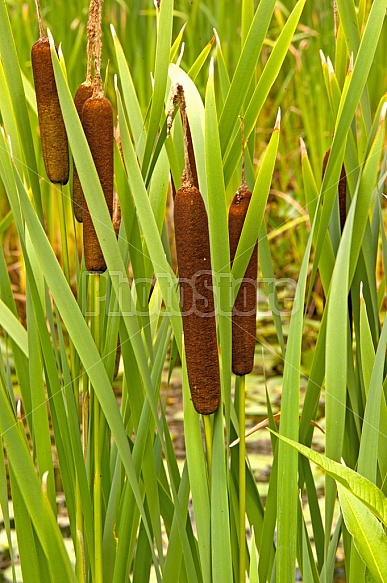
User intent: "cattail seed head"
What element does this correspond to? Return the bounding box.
[31,37,69,184]
[72,82,93,222]
[174,185,220,414]
[322,148,347,232]
[229,184,257,376]
[82,95,114,273]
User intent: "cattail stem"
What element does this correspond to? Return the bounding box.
[34,0,45,39]
[238,374,246,583]
[90,274,103,583]
[58,185,71,283]
[90,0,104,97]
[203,415,213,484]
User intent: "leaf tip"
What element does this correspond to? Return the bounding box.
[17,399,22,421]
[327,56,334,75]
[275,108,281,131]
[380,100,387,123]
[300,137,307,157]
[209,56,214,77]
[213,28,220,47]
[42,471,49,495]
[176,41,185,67]
[348,53,354,74]
[110,23,116,38]
[319,49,326,66]
[47,27,54,48]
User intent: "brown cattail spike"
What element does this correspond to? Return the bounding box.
[171,83,220,414]
[322,148,347,232]
[174,185,220,414]
[72,82,93,222]
[31,37,69,184]
[82,95,114,273]
[229,184,257,376]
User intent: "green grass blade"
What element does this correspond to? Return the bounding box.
[223,0,306,186]
[271,432,387,526]
[312,0,387,285]
[0,392,76,582]
[338,484,387,583]
[0,299,28,357]
[0,1,42,218]
[276,225,314,580]
[142,0,173,175]
[231,114,280,297]
[218,0,276,153]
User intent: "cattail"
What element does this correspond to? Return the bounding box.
[31,13,69,185]
[172,84,220,415]
[229,181,257,376]
[82,0,114,273]
[175,185,220,414]
[72,82,93,221]
[82,94,114,273]
[322,148,347,232]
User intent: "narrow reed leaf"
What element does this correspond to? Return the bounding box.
[170,23,187,63]
[0,395,76,582]
[223,0,306,186]
[312,0,387,286]
[204,57,232,412]
[212,29,230,102]
[0,299,28,357]
[0,0,42,216]
[300,138,334,293]
[182,364,211,583]
[357,307,387,482]
[338,485,387,583]
[111,24,146,159]
[230,113,280,298]
[276,225,314,581]
[187,35,215,81]
[142,0,173,174]
[271,431,387,525]
[10,113,161,578]
[218,0,277,153]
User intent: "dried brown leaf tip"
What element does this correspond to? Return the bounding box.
[31,0,69,184]
[172,85,220,415]
[228,120,257,376]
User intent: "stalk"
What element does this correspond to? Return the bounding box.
[238,375,246,583]
[91,273,103,583]
[204,415,213,485]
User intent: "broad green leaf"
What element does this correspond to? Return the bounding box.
[271,432,387,526]
[338,484,387,583]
